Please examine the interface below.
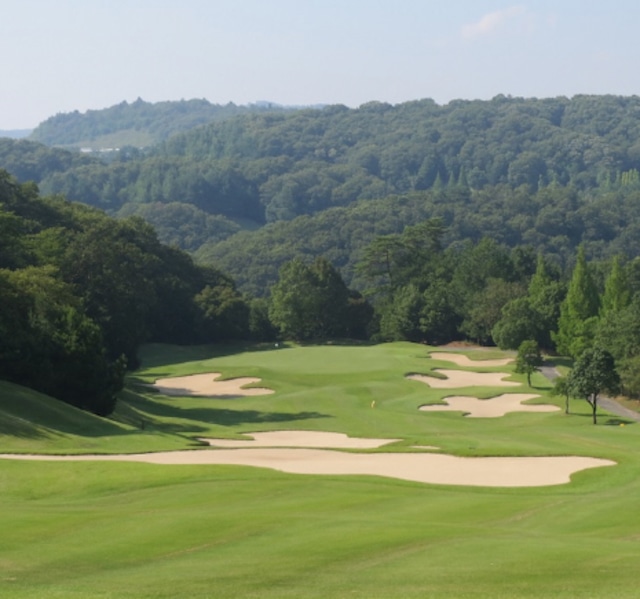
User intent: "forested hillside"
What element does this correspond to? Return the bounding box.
[1,95,638,239]
[28,98,293,150]
[197,183,640,296]
[0,170,256,415]
[5,94,640,298]
[4,95,640,399]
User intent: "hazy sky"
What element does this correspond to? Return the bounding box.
[2,0,639,129]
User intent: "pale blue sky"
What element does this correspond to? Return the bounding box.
[2,0,638,129]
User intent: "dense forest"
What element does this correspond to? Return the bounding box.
[4,95,640,286]
[3,94,640,410]
[0,170,261,414]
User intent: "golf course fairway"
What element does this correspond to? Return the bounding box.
[1,342,638,598]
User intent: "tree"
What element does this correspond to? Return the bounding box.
[515,340,543,387]
[527,253,565,348]
[312,256,350,337]
[378,283,424,342]
[269,257,366,340]
[596,297,640,396]
[418,281,461,345]
[600,255,631,317]
[195,284,250,341]
[551,375,573,414]
[553,246,600,357]
[570,347,621,424]
[461,278,525,345]
[268,258,318,340]
[0,266,124,415]
[492,297,541,350]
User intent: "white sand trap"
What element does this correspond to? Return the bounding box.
[420,393,561,418]
[407,369,520,389]
[430,352,514,367]
[0,450,614,487]
[201,430,399,449]
[151,373,273,397]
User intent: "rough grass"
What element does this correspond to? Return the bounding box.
[1,342,639,598]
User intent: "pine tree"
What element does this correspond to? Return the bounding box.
[553,246,600,357]
[600,255,631,316]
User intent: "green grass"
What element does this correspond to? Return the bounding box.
[1,342,639,598]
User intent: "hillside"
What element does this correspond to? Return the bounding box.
[198,183,640,296]
[0,380,197,454]
[4,95,640,296]
[28,98,298,150]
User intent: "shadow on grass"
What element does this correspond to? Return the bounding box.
[604,418,635,426]
[137,339,378,370]
[0,416,48,439]
[295,339,376,348]
[136,342,295,370]
[118,390,330,433]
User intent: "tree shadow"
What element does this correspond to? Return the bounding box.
[603,417,634,426]
[136,342,294,370]
[295,339,376,347]
[0,417,48,439]
[118,390,330,433]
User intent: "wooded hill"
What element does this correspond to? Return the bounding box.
[4,94,640,296]
[6,94,640,413]
[0,170,264,415]
[28,98,295,150]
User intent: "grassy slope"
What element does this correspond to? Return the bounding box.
[1,342,639,598]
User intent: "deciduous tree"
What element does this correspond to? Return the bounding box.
[570,347,620,424]
[515,340,543,387]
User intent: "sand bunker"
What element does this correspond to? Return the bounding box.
[407,369,520,389]
[201,430,399,448]
[419,393,561,418]
[0,449,614,487]
[151,373,273,397]
[430,352,514,367]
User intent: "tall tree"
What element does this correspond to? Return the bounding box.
[553,246,600,357]
[600,255,631,316]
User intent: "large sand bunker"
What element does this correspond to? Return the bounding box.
[151,373,273,397]
[407,369,520,389]
[201,430,399,448]
[419,394,561,418]
[430,352,514,367]
[0,449,614,487]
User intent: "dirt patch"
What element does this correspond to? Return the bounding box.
[419,393,561,418]
[151,373,273,397]
[407,369,520,389]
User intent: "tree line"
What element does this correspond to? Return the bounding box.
[0,171,263,415]
[3,168,638,416]
[5,96,640,283]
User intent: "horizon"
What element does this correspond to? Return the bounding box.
[3,1,640,130]
[9,90,640,134]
